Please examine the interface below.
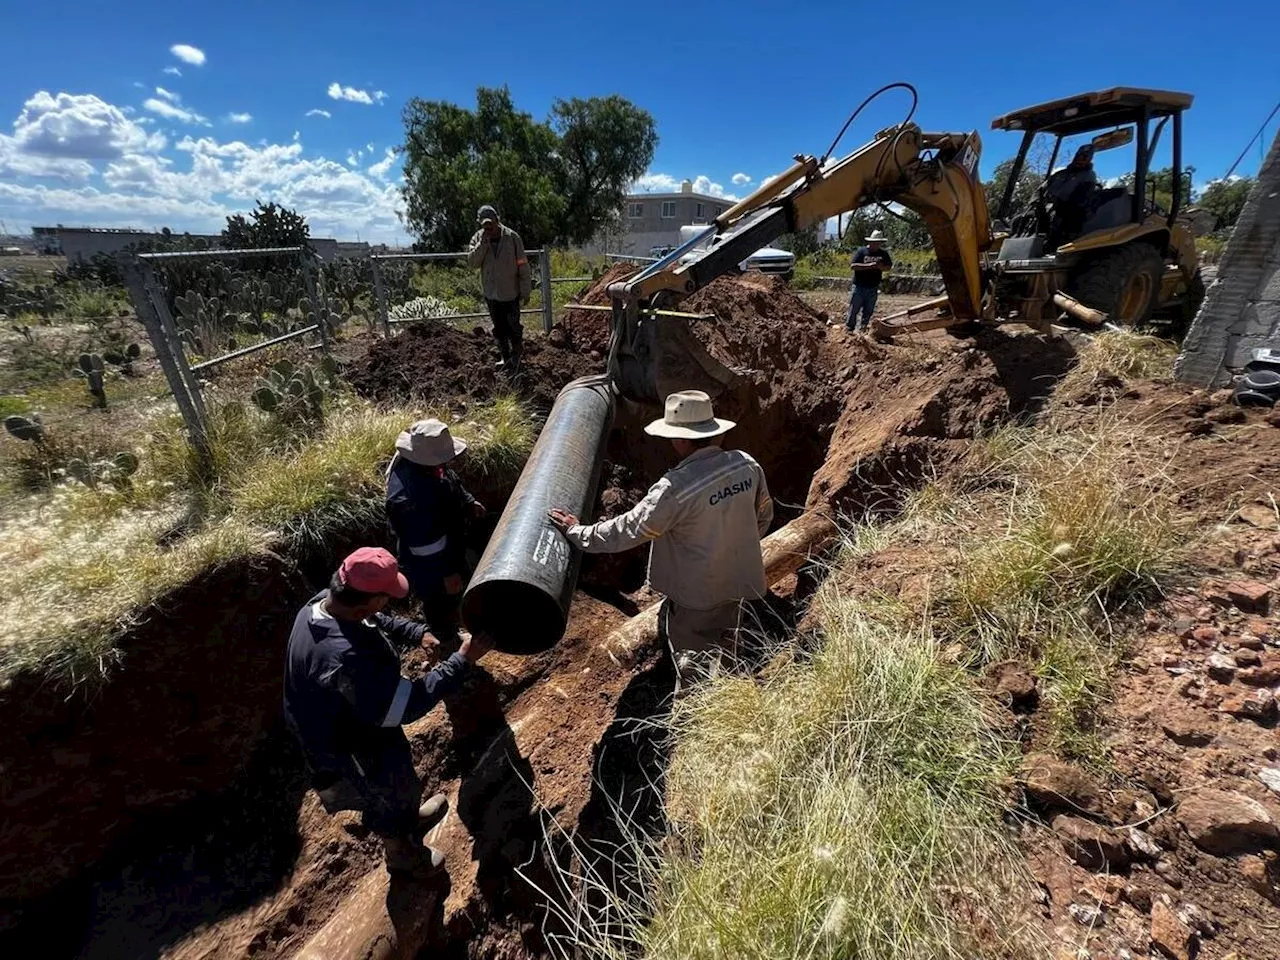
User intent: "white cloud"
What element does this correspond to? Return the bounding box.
[365,142,374,153]
[154,86,180,103]
[163,66,182,77]
[227,112,253,124]
[368,148,397,180]
[731,172,751,186]
[327,82,383,105]
[631,172,681,192]
[306,108,331,119]
[143,97,210,126]
[346,152,358,167]
[1,91,164,175]
[692,175,736,200]
[631,171,738,201]
[0,89,409,243]
[170,44,206,66]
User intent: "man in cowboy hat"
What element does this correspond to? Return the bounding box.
[386,419,487,647]
[284,546,494,877]
[846,229,893,332]
[548,390,774,688]
[467,204,532,375]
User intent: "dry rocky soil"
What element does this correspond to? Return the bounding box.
[2,269,1278,959]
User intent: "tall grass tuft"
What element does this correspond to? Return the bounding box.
[543,603,1038,960]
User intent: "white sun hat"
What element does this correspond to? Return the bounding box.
[866,229,888,242]
[644,390,736,440]
[395,418,467,466]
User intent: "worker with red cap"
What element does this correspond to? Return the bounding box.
[283,547,493,877]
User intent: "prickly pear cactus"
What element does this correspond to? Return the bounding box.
[249,357,333,427]
[73,353,108,409]
[3,414,44,443]
[103,341,142,375]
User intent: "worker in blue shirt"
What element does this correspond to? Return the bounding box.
[284,547,493,877]
[386,419,487,647]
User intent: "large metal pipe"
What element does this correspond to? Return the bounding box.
[462,375,615,654]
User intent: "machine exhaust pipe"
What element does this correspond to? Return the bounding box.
[461,375,616,655]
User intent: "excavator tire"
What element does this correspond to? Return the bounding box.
[1069,242,1164,327]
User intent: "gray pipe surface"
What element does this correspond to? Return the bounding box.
[462,375,615,654]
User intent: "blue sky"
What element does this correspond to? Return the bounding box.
[1,0,1276,244]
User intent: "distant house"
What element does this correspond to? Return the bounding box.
[32,226,359,263]
[585,180,734,256]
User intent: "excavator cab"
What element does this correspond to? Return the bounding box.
[989,87,1203,332]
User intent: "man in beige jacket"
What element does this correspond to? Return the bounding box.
[467,204,532,374]
[549,390,773,688]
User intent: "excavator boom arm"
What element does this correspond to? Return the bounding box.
[616,124,990,319]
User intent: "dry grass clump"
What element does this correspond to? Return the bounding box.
[0,394,537,687]
[1055,329,1177,404]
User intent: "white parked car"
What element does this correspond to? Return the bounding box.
[677,225,795,281]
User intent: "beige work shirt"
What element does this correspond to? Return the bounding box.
[565,447,773,610]
[466,225,532,303]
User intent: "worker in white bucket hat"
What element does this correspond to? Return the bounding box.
[386,418,487,647]
[549,390,774,689]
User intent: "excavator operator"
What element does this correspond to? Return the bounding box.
[1044,144,1098,247]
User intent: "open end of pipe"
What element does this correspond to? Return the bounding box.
[461,580,567,655]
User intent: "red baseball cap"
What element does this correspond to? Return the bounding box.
[338,547,409,599]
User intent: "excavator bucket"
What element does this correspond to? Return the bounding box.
[608,306,739,406]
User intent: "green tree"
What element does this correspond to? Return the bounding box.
[984,158,1044,222]
[552,95,658,245]
[1197,176,1254,231]
[222,201,311,249]
[774,225,824,257]
[400,86,657,250]
[1119,166,1194,213]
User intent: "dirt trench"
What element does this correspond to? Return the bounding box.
[0,275,1080,959]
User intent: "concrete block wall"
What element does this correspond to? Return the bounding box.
[1175,132,1280,386]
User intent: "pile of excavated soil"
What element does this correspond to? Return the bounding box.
[345,320,599,412]
[809,327,1077,512]
[560,262,636,354]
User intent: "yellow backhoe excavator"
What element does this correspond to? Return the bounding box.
[605,85,1203,404]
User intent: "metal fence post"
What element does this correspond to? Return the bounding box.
[120,258,209,462]
[539,249,553,333]
[300,251,331,356]
[370,257,391,337]
[141,262,208,423]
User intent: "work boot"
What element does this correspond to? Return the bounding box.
[382,834,446,878]
[418,792,449,831]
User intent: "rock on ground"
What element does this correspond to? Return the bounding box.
[1053,815,1129,871]
[1176,789,1280,855]
[1023,753,1105,816]
[1150,899,1194,960]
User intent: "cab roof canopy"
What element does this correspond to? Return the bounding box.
[991,87,1193,137]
